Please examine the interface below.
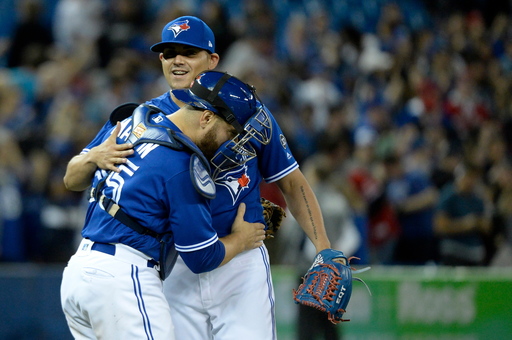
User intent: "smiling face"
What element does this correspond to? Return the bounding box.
[159,44,219,91]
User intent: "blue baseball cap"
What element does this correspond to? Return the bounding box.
[150,16,215,53]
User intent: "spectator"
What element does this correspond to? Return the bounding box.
[0,0,512,268]
[0,128,25,261]
[382,153,439,265]
[7,0,53,69]
[430,145,462,190]
[490,161,512,266]
[199,0,236,56]
[346,132,398,265]
[434,161,492,266]
[52,0,105,57]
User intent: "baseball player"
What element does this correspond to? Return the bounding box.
[146,17,333,339]
[62,15,334,339]
[60,71,267,339]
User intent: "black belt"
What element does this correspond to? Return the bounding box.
[91,242,159,269]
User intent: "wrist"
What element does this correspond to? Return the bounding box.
[315,242,332,254]
[84,148,99,166]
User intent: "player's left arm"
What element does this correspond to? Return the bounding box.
[276,168,331,253]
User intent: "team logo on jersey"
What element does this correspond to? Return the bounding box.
[168,20,191,37]
[215,165,251,204]
[152,115,164,124]
[280,134,288,149]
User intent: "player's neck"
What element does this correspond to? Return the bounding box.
[167,109,197,143]
[170,91,186,108]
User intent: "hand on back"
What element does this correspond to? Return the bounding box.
[91,122,134,173]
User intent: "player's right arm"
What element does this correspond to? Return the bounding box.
[276,168,331,253]
[178,203,265,274]
[169,164,265,274]
[63,122,134,191]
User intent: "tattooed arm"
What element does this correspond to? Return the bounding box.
[276,169,331,253]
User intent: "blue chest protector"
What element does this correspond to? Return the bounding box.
[93,103,216,279]
[111,102,216,198]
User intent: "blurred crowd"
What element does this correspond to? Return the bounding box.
[1,0,512,267]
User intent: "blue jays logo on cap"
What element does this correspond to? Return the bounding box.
[150,16,215,53]
[169,19,191,37]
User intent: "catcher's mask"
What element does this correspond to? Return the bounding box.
[173,71,271,177]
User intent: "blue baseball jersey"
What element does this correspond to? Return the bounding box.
[146,92,299,237]
[80,110,223,271]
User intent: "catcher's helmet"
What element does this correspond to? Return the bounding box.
[173,70,271,177]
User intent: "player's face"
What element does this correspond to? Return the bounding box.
[197,119,237,160]
[159,44,219,91]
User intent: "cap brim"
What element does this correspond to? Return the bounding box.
[172,89,218,113]
[150,41,213,53]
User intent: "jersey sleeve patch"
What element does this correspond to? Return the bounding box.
[190,154,216,199]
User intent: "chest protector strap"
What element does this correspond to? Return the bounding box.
[90,103,216,279]
[128,104,216,198]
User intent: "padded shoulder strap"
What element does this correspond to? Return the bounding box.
[189,153,216,199]
[128,104,184,150]
[128,104,215,198]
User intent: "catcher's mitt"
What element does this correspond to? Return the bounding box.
[261,197,286,239]
[293,249,369,324]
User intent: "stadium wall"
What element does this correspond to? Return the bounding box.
[1,264,511,339]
